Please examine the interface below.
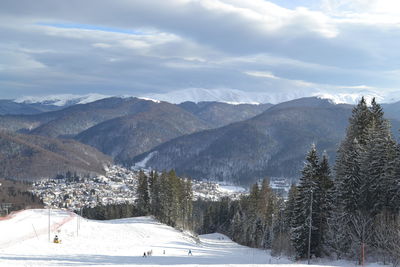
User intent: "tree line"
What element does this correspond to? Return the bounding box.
[82,170,193,230]
[0,178,43,215]
[192,98,400,266]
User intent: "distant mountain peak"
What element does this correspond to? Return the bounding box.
[12,89,400,108]
[143,88,400,105]
[142,88,271,104]
[312,91,400,105]
[14,93,111,106]
[136,97,161,103]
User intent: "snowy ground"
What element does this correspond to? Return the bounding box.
[0,209,383,267]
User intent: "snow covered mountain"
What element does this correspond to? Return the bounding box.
[0,100,61,115]
[144,88,306,104]
[14,93,111,107]
[144,88,400,105]
[144,88,268,104]
[12,88,400,107]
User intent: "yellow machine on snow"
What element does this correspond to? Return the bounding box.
[53,235,61,244]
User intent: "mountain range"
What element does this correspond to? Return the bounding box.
[14,93,111,107]
[10,88,400,106]
[0,97,272,181]
[1,95,400,185]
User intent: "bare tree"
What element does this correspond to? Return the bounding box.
[374,215,400,267]
[348,211,373,265]
[325,210,350,260]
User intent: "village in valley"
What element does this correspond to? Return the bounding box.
[31,166,292,210]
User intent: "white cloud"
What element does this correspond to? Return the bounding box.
[321,0,400,25]
[244,71,279,79]
[0,0,399,101]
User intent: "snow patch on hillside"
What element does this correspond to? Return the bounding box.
[133,151,157,169]
[137,97,161,103]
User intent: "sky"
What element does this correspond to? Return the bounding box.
[1,0,400,103]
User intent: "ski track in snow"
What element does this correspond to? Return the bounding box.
[0,209,387,267]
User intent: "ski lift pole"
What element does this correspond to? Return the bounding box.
[48,206,51,243]
[76,208,79,237]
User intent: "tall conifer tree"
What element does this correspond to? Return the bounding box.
[136,170,150,215]
[291,145,319,258]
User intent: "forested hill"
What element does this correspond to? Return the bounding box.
[130,97,353,184]
[0,131,112,181]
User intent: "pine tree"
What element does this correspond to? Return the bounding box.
[284,183,298,237]
[258,178,274,225]
[182,178,193,230]
[291,144,320,259]
[148,170,161,216]
[335,97,370,193]
[338,138,363,214]
[387,144,400,214]
[136,170,150,216]
[332,97,400,262]
[314,153,333,255]
[231,209,244,243]
[359,122,389,216]
[347,96,371,146]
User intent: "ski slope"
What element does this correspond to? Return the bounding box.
[0,209,383,267]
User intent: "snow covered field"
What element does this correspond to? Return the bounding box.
[0,209,382,267]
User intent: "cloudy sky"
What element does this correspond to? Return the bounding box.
[1,0,400,103]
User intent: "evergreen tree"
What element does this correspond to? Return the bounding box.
[332,97,400,263]
[359,122,389,216]
[346,96,371,146]
[284,184,298,231]
[386,144,400,214]
[291,145,320,259]
[335,97,370,195]
[148,170,161,215]
[136,170,150,216]
[182,178,193,229]
[314,153,333,255]
[338,138,363,214]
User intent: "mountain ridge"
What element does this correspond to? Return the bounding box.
[129,98,355,184]
[0,131,112,181]
[14,89,400,106]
